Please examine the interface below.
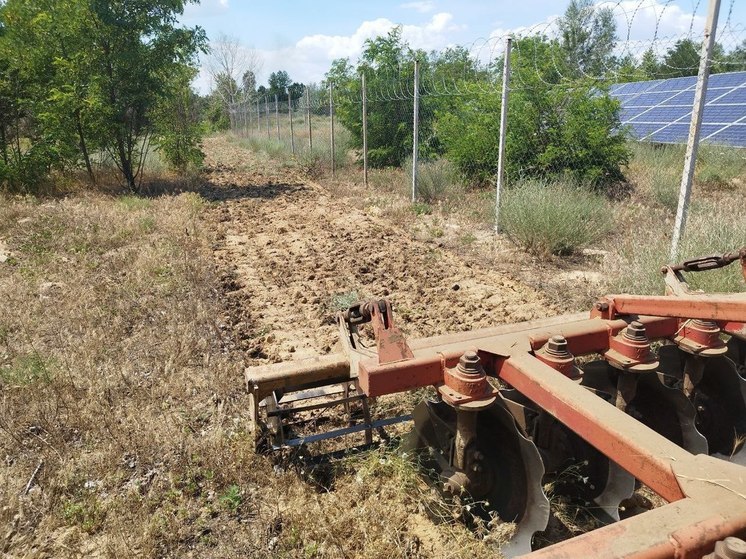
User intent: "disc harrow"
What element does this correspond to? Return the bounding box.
[245,248,746,558]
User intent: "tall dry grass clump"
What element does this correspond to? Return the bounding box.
[500,179,611,257]
[608,194,746,295]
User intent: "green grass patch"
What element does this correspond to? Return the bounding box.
[696,145,746,191]
[329,290,360,312]
[218,484,242,511]
[411,201,433,216]
[1,352,55,385]
[62,495,105,534]
[118,195,152,211]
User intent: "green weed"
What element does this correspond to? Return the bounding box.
[219,484,242,511]
[0,352,54,385]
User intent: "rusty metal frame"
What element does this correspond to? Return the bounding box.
[354,291,746,558]
[245,251,746,558]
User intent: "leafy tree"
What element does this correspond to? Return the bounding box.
[328,27,433,167]
[152,66,204,171]
[0,0,206,192]
[288,82,304,101]
[0,0,65,190]
[206,34,261,134]
[242,70,257,95]
[659,39,725,78]
[558,0,617,78]
[268,70,291,98]
[202,90,231,131]
[640,48,661,79]
[660,39,700,78]
[84,0,207,191]
[725,40,746,71]
[437,36,628,189]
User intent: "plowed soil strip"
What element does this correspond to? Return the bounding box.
[204,136,554,366]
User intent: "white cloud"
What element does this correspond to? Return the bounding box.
[183,0,229,19]
[481,1,709,64]
[400,1,436,14]
[192,0,714,94]
[602,0,705,41]
[251,12,465,87]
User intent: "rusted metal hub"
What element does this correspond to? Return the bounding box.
[535,335,580,379]
[675,319,728,356]
[439,350,498,408]
[437,350,499,498]
[604,321,659,372]
[442,407,493,498]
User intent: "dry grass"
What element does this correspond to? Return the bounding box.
[0,190,263,556]
[0,187,516,558]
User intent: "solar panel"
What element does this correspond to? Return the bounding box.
[610,71,746,147]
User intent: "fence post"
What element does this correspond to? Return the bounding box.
[256,98,260,134]
[265,96,270,139]
[306,87,312,151]
[275,94,280,141]
[330,82,335,177]
[362,72,369,188]
[670,0,721,261]
[412,58,420,202]
[495,36,512,234]
[289,92,295,156]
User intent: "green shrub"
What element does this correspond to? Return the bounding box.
[437,37,629,191]
[0,352,55,385]
[406,157,462,203]
[500,178,611,256]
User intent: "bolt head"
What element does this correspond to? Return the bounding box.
[625,321,647,341]
[547,335,568,353]
[724,537,746,558]
[458,350,481,374]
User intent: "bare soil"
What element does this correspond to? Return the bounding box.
[203,135,555,366]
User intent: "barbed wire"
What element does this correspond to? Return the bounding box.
[226,0,745,117]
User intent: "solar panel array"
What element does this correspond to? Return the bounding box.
[610,71,746,147]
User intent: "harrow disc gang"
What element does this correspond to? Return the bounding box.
[244,247,746,558]
[409,395,549,557]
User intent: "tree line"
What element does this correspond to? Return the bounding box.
[322,0,746,191]
[4,0,744,194]
[0,0,206,193]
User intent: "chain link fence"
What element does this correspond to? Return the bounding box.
[226,0,746,256]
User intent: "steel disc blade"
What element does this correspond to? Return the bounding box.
[658,345,746,458]
[502,386,633,524]
[410,396,549,557]
[584,358,708,455]
[727,336,746,375]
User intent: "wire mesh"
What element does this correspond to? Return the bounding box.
[225,0,746,209]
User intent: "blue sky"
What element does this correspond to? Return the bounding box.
[181,0,746,93]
